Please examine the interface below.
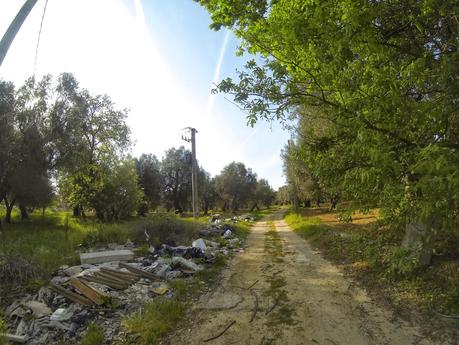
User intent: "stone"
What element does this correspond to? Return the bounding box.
[63,266,83,277]
[165,270,182,280]
[154,264,171,279]
[80,250,134,265]
[24,301,52,318]
[50,308,75,322]
[192,238,207,251]
[223,229,233,238]
[148,246,155,254]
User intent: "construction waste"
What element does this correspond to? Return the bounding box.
[1,221,245,344]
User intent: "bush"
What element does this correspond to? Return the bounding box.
[131,215,201,246]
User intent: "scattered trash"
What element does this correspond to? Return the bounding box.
[2,218,248,344]
[192,238,207,252]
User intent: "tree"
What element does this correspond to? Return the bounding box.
[214,162,257,211]
[198,168,218,215]
[196,0,459,266]
[1,76,54,222]
[135,154,162,214]
[160,147,192,212]
[91,159,143,221]
[52,73,131,216]
[250,178,275,211]
[0,80,16,216]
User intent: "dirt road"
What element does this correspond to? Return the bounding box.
[168,211,437,345]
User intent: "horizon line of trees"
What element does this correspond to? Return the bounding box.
[0,74,275,224]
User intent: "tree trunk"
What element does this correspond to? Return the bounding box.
[330,194,340,210]
[402,215,438,267]
[19,205,28,220]
[4,196,15,224]
[304,200,311,208]
[73,205,81,217]
[316,196,321,208]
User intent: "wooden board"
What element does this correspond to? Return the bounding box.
[69,277,106,305]
[49,283,94,307]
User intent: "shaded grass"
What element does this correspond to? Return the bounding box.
[285,208,459,317]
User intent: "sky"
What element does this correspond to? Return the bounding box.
[0,0,291,189]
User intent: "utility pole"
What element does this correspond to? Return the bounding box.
[182,127,199,218]
[0,0,39,67]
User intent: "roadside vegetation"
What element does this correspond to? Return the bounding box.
[285,207,459,318]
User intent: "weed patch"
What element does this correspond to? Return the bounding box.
[285,208,459,316]
[123,299,186,345]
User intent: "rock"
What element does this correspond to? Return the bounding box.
[165,270,182,280]
[15,319,28,335]
[50,308,74,322]
[192,238,207,251]
[24,301,52,318]
[80,250,135,265]
[148,246,155,254]
[48,320,70,331]
[50,276,69,285]
[63,266,83,277]
[172,257,202,272]
[124,239,135,248]
[154,264,171,279]
[223,229,233,238]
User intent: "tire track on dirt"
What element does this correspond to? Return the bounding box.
[167,211,438,345]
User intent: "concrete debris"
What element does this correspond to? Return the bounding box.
[192,238,207,251]
[23,301,52,318]
[50,308,75,322]
[223,229,233,239]
[80,250,135,265]
[172,256,203,272]
[2,217,249,344]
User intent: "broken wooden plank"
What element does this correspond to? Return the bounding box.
[0,333,27,343]
[119,262,157,281]
[49,283,94,307]
[82,276,126,290]
[80,250,134,265]
[69,277,106,305]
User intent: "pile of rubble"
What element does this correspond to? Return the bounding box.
[1,223,244,344]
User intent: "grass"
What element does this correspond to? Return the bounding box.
[123,299,186,345]
[285,207,459,317]
[263,221,296,326]
[80,324,105,345]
